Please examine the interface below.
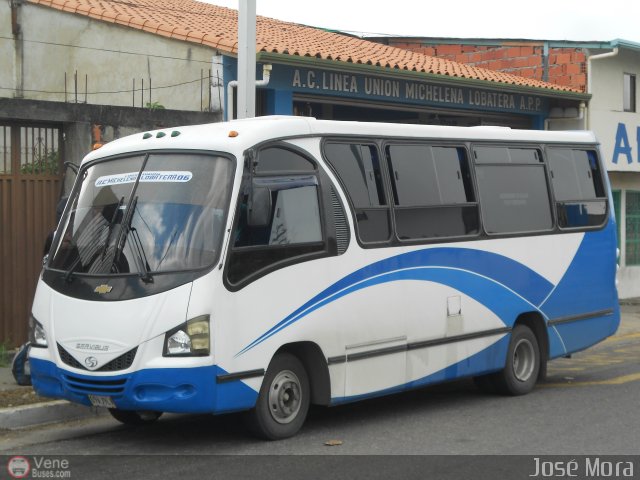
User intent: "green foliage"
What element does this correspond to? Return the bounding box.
[0,342,9,368]
[20,150,59,175]
[146,101,166,110]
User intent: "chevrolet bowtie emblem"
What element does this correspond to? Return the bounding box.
[94,284,113,294]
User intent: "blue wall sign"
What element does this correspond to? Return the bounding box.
[223,58,552,119]
[267,65,549,116]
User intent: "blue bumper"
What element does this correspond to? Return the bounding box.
[30,358,258,414]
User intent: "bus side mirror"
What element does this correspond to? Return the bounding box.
[248,186,271,227]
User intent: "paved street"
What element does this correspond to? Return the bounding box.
[1,304,639,478]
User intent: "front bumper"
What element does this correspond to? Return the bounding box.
[30,358,258,414]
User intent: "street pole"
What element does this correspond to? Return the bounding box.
[237,0,256,119]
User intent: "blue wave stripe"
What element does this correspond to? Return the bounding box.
[540,225,617,319]
[237,246,552,356]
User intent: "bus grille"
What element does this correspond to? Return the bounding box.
[57,344,138,372]
[331,187,350,255]
[62,374,127,396]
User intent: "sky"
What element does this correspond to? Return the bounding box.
[203,0,640,44]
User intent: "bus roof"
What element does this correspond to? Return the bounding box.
[83,116,598,164]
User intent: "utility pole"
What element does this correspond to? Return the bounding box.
[237,0,256,119]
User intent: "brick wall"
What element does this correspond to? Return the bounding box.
[387,41,588,92]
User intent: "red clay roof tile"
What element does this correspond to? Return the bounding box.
[27,0,579,93]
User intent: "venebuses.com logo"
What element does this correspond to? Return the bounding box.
[7,456,71,478]
[7,456,30,479]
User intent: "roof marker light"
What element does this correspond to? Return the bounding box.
[171,131,181,137]
[156,132,166,138]
[143,133,152,139]
[228,130,239,138]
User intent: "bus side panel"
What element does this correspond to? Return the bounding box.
[551,313,619,356]
[542,223,620,358]
[331,334,510,405]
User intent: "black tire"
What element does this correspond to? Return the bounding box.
[246,352,310,440]
[108,409,163,425]
[494,324,540,396]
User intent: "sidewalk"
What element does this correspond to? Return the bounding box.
[0,356,105,430]
[2,299,639,430]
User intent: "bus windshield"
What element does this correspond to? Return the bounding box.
[48,152,234,277]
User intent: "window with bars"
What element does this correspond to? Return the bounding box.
[0,126,10,174]
[0,125,61,176]
[20,126,60,175]
[625,191,640,265]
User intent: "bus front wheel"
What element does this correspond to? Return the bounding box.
[247,352,310,440]
[495,324,540,396]
[109,409,163,425]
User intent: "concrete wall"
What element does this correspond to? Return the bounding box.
[589,48,640,298]
[0,96,220,165]
[589,48,640,172]
[1,2,221,112]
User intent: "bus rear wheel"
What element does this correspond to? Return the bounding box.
[494,324,540,396]
[246,352,310,440]
[109,409,163,425]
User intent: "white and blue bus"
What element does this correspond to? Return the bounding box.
[29,116,619,439]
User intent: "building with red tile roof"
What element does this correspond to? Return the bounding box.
[23,0,583,93]
[0,0,595,344]
[19,0,588,128]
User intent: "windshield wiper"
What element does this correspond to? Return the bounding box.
[109,153,150,276]
[129,226,154,283]
[111,197,154,283]
[112,195,137,272]
[63,197,125,283]
[63,256,81,283]
[99,196,125,262]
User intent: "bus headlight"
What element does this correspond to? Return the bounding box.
[163,315,210,356]
[29,314,48,348]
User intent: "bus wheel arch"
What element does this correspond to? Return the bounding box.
[274,341,331,407]
[245,342,330,439]
[514,311,549,382]
[493,312,547,396]
[474,311,548,395]
[246,351,311,440]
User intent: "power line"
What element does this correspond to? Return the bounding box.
[0,75,218,96]
[0,36,215,64]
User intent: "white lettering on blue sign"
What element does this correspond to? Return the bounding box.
[289,68,545,114]
[405,83,464,104]
[95,171,193,187]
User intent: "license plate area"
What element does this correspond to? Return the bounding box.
[88,395,116,408]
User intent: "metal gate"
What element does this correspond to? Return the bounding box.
[0,123,63,347]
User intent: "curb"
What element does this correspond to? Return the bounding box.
[0,400,107,430]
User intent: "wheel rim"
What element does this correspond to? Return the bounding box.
[512,338,535,382]
[268,370,302,424]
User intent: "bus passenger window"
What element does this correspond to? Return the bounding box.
[474,146,552,235]
[386,144,479,240]
[324,142,391,244]
[547,148,607,228]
